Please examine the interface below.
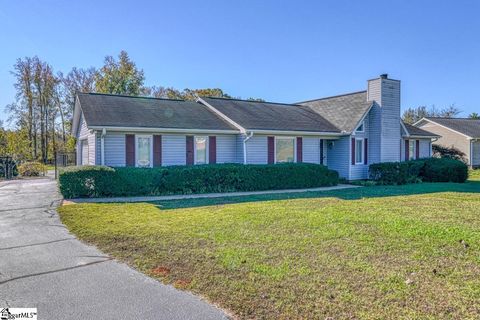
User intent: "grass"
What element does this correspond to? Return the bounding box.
[59,173,480,319]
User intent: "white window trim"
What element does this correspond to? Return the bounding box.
[355,121,365,133]
[194,135,209,165]
[274,136,296,164]
[355,138,364,165]
[135,134,153,168]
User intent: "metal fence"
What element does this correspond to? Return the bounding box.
[0,156,16,180]
[54,151,76,179]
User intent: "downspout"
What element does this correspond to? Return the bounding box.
[243,132,254,165]
[470,139,473,168]
[101,128,106,165]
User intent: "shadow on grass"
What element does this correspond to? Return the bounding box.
[153,180,480,210]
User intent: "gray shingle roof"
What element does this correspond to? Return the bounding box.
[201,97,340,133]
[297,91,372,133]
[77,93,238,131]
[424,117,480,138]
[403,123,439,137]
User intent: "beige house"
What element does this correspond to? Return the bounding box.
[414,117,480,167]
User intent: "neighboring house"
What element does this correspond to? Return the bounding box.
[71,74,438,180]
[414,117,480,167]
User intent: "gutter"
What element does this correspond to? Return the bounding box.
[248,129,344,137]
[88,126,240,134]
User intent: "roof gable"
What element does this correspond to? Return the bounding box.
[297,91,372,133]
[421,117,480,138]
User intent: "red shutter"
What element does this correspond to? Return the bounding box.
[296,137,303,163]
[416,140,420,159]
[153,135,162,167]
[125,134,135,167]
[320,139,324,165]
[186,136,194,165]
[267,136,275,164]
[405,140,409,160]
[364,138,368,165]
[351,138,356,165]
[209,136,216,164]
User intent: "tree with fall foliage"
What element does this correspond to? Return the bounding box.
[95,51,145,96]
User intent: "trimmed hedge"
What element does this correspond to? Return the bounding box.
[59,163,339,199]
[369,158,468,185]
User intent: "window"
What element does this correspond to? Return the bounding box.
[409,140,415,160]
[275,137,295,163]
[356,121,365,132]
[355,139,364,164]
[195,136,208,164]
[136,135,152,167]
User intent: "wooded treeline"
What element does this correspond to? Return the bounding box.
[2,50,259,162]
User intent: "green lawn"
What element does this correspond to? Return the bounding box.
[59,174,480,319]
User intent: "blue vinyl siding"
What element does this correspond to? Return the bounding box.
[162,134,187,166]
[104,133,126,166]
[245,136,268,164]
[326,136,350,179]
[302,137,320,164]
[216,135,237,163]
[349,116,370,180]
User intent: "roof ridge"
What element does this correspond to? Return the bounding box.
[426,116,480,120]
[297,90,367,104]
[78,92,185,102]
[204,96,302,107]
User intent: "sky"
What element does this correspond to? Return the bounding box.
[1,0,479,127]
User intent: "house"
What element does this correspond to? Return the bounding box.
[414,117,480,167]
[71,74,438,180]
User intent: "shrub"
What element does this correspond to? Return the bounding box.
[369,158,468,185]
[421,158,468,183]
[59,163,339,199]
[18,162,47,177]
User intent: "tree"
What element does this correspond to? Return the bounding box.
[59,67,96,141]
[11,57,36,158]
[32,57,59,163]
[469,112,480,119]
[7,56,61,162]
[144,86,234,101]
[432,144,467,163]
[95,51,145,95]
[402,105,462,124]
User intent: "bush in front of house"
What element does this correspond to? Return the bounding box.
[18,161,46,177]
[59,163,339,199]
[369,158,468,185]
[421,157,468,183]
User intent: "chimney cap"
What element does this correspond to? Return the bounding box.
[380,73,388,79]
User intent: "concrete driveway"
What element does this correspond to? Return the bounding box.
[0,177,227,319]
